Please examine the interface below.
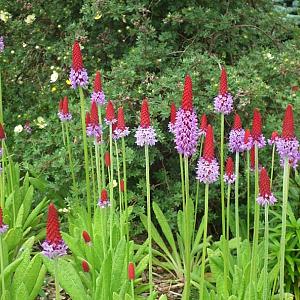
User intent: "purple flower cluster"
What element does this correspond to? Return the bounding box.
[275,137,300,168]
[69,68,89,89]
[168,122,176,135]
[24,124,32,133]
[86,124,102,139]
[114,127,130,140]
[97,198,111,209]
[252,134,266,148]
[0,223,8,234]
[174,108,198,157]
[256,193,277,207]
[58,112,72,122]
[41,240,68,258]
[224,173,236,184]
[0,37,4,53]
[213,93,233,115]
[268,137,278,146]
[91,91,106,105]
[229,129,245,153]
[244,136,253,151]
[198,128,206,137]
[196,158,219,184]
[135,126,157,147]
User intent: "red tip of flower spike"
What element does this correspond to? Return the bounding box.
[282,104,294,139]
[117,107,126,130]
[259,167,271,196]
[140,99,151,128]
[0,207,4,227]
[62,96,69,115]
[106,100,115,122]
[219,67,228,95]
[250,146,255,170]
[82,260,90,273]
[104,152,111,167]
[46,203,62,245]
[181,75,193,111]
[101,189,108,201]
[0,124,5,140]
[225,157,234,176]
[120,179,125,192]
[251,109,262,141]
[90,101,99,125]
[59,99,63,112]
[85,112,91,126]
[200,114,207,130]
[233,114,242,130]
[244,128,251,144]
[72,41,84,71]
[94,71,102,92]
[128,262,135,280]
[271,131,279,140]
[203,125,215,161]
[170,102,177,124]
[82,231,91,244]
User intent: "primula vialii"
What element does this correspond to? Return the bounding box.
[0,37,4,53]
[91,71,106,105]
[114,107,130,139]
[199,113,208,137]
[168,102,177,134]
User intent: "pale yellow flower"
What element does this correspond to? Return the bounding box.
[94,13,102,20]
[24,14,36,24]
[51,86,57,92]
[66,79,71,86]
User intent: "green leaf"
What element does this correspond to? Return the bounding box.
[28,265,47,300]
[15,204,24,228]
[3,227,23,252]
[14,283,29,300]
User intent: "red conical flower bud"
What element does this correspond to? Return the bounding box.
[251,109,262,141]
[250,146,255,170]
[46,203,62,245]
[0,123,6,140]
[200,114,207,130]
[101,189,108,201]
[93,71,102,92]
[59,99,63,112]
[170,102,177,125]
[259,167,271,197]
[82,230,91,244]
[282,104,294,139]
[82,260,90,273]
[244,128,251,144]
[72,41,84,71]
[271,131,279,141]
[203,125,215,161]
[117,107,126,130]
[225,157,234,176]
[106,100,115,122]
[104,152,111,167]
[233,114,242,130]
[120,179,125,192]
[62,96,69,115]
[90,101,99,125]
[140,99,151,128]
[219,67,228,95]
[0,207,4,227]
[182,75,193,111]
[85,112,91,126]
[128,262,135,280]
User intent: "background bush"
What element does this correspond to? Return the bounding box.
[1,0,300,235]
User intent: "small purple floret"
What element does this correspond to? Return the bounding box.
[168,123,176,135]
[69,68,89,89]
[256,193,277,207]
[214,93,233,115]
[0,37,4,53]
[41,240,68,259]
[0,224,8,234]
[24,124,32,133]
[105,118,117,125]
[114,127,130,140]
[229,129,245,153]
[91,91,106,105]
[224,173,236,184]
[97,198,111,209]
[243,136,253,152]
[86,124,102,139]
[58,112,72,122]
[275,137,299,168]
[252,134,266,149]
[135,126,157,147]
[198,128,207,137]
[174,108,198,157]
[196,158,219,184]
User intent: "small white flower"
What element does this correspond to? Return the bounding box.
[265,53,274,60]
[50,71,58,83]
[0,11,12,23]
[113,180,117,188]
[14,125,23,134]
[22,43,27,48]
[24,14,36,24]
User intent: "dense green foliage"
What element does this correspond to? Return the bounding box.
[1,0,300,234]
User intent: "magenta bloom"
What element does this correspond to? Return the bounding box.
[87,102,102,139]
[114,107,130,139]
[135,99,157,147]
[0,37,4,53]
[251,109,266,148]
[58,97,72,122]
[69,41,88,89]
[91,71,106,105]
[214,68,233,115]
[174,75,198,157]
[196,125,219,184]
[243,129,253,151]
[256,168,277,206]
[228,114,245,153]
[98,189,111,208]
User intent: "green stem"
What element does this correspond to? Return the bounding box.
[79,87,91,218]
[0,70,3,124]
[183,157,191,300]
[226,184,231,240]
[90,145,97,210]
[279,158,290,299]
[235,152,240,262]
[179,154,185,210]
[131,280,135,300]
[200,184,209,300]
[115,140,123,236]
[109,124,114,250]
[122,137,129,264]
[1,140,5,209]
[246,150,250,241]
[95,143,101,207]
[99,106,106,188]
[145,145,153,293]
[61,122,66,146]
[220,114,225,237]
[270,144,275,189]
[65,123,76,189]
[54,259,61,300]
[263,205,269,300]
[0,236,5,297]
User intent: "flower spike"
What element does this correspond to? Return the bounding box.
[256,167,277,206]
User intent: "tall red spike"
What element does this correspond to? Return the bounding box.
[62,96,69,115]
[72,41,84,71]
[106,101,115,122]
[200,114,207,130]
[181,75,193,111]
[93,71,102,92]
[117,107,126,130]
[85,112,91,126]
[252,108,262,140]
[0,124,5,140]
[59,99,63,112]
[203,125,215,161]
[259,167,271,196]
[233,114,242,130]
[46,203,62,245]
[225,157,234,176]
[140,99,151,128]
[282,104,294,139]
[219,67,228,95]
[244,128,251,144]
[90,101,99,125]
[170,102,177,124]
